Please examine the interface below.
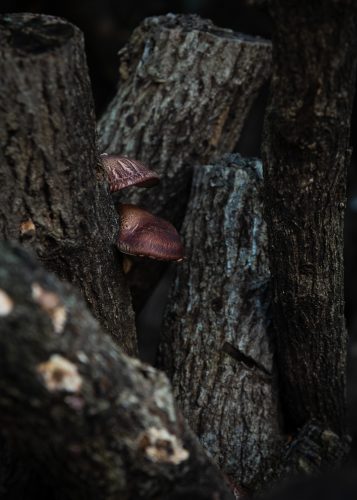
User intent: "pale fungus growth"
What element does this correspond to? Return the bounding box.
[76,351,89,364]
[51,306,67,334]
[37,354,82,393]
[32,283,59,308]
[32,283,67,334]
[20,219,36,236]
[137,427,189,465]
[0,289,14,316]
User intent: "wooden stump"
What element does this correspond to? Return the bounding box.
[0,13,136,354]
[98,13,272,310]
[99,14,271,228]
[158,154,282,488]
[262,0,357,435]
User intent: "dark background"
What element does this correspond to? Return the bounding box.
[2,0,357,465]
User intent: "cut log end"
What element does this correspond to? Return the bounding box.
[0,13,77,54]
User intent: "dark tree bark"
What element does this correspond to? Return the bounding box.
[98,14,272,311]
[0,6,355,499]
[98,14,272,227]
[262,1,357,435]
[158,154,282,489]
[0,242,235,500]
[0,13,136,355]
[254,422,351,496]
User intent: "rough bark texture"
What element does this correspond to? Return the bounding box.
[0,242,235,500]
[262,1,357,435]
[158,154,282,489]
[0,13,136,354]
[255,422,351,495]
[98,14,272,228]
[98,14,272,310]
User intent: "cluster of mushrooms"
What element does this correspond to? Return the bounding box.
[100,154,184,262]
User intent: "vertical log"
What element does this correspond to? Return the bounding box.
[98,13,272,309]
[158,154,282,488]
[0,13,136,354]
[262,1,357,434]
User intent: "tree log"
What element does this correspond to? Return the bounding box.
[0,242,234,500]
[0,13,136,354]
[262,0,357,435]
[255,422,351,495]
[158,154,282,488]
[98,14,271,310]
[98,13,271,228]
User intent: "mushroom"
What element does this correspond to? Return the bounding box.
[117,204,184,261]
[100,154,184,262]
[100,154,160,192]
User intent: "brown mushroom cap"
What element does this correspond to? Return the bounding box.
[100,154,160,192]
[117,204,184,261]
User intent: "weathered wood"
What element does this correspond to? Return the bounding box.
[98,14,272,228]
[98,14,272,310]
[255,422,351,494]
[0,242,234,500]
[0,13,136,354]
[262,0,357,434]
[158,154,282,488]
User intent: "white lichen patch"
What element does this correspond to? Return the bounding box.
[153,381,177,423]
[0,289,14,316]
[37,354,82,393]
[32,283,67,334]
[137,427,189,465]
[76,351,89,364]
[51,306,67,334]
